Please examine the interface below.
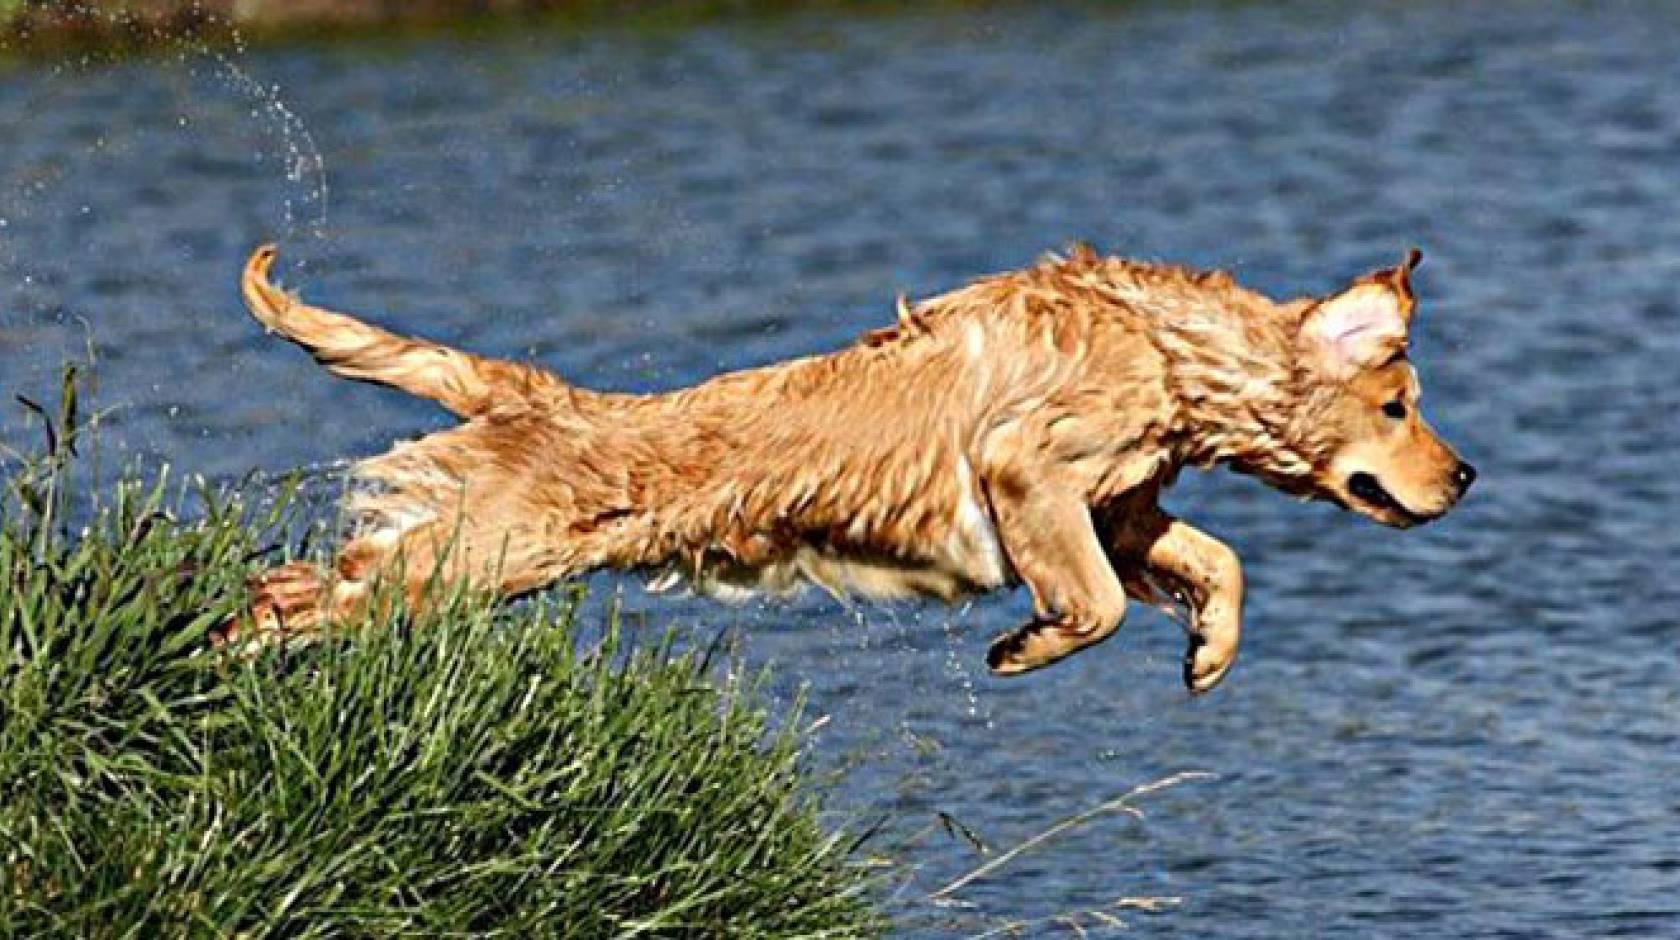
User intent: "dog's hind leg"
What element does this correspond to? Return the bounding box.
[214,515,565,647]
[214,414,599,647]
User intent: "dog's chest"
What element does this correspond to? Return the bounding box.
[940,456,1009,589]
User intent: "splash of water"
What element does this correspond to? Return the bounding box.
[942,602,993,728]
[0,2,329,281]
[204,48,330,247]
[0,3,333,481]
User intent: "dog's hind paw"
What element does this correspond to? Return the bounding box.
[209,562,328,650]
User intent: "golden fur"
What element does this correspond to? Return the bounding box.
[219,243,1473,693]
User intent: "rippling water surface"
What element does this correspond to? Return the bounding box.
[2,3,1677,935]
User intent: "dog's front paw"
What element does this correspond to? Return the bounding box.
[986,616,1118,676]
[1183,632,1238,695]
[985,625,1044,676]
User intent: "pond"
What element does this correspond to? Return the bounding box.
[2,2,1677,935]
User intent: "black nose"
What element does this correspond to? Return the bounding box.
[1453,461,1478,493]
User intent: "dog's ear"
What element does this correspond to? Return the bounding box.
[1370,247,1421,325]
[1298,280,1410,377]
[1298,249,1422,376]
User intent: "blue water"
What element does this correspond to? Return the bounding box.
[2,3,1677,935]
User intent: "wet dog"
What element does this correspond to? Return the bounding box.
[220,244,1473,693]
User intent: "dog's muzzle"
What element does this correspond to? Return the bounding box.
[1347,471,1435,526]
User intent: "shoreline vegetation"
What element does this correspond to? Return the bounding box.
[0,0,988,58]
[0,370,881,935]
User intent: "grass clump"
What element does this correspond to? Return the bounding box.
[0,376,881,937]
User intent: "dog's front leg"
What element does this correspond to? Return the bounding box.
[1108,508,1245,694]
[982,473,1129,676]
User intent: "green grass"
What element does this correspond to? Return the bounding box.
[0,374,882,937]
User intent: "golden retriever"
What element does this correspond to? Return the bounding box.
[218,243,1473,693]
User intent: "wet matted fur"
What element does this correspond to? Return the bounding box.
[219,244,1474,693]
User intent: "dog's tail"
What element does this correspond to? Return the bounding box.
[241,244,563,418]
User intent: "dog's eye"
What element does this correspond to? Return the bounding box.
[1382,398,1408,420]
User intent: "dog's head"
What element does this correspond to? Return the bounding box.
[1288,250,1475,528]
